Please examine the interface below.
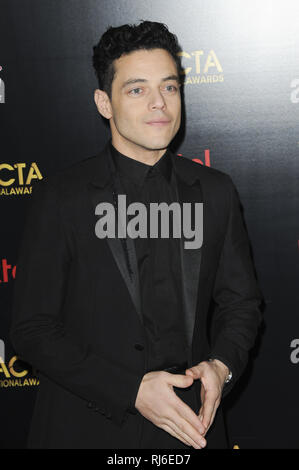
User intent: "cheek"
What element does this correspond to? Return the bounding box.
[169,104,181,130]
[174,98,182,116]
[167,97,181,116]
[115,103,142,128]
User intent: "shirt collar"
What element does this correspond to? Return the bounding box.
[109,140,172,186]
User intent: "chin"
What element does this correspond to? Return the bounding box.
[142,137,171,151]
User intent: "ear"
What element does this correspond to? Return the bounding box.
[94,89,112,119]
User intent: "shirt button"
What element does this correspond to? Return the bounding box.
[134,343,144,351]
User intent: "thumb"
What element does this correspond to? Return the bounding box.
[167,373,194,388]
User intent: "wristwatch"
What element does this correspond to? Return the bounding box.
[224,369,233,384]
[208,358,232,384]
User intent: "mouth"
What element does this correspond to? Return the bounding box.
[145,120,171,126]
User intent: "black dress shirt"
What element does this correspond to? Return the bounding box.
[109,142,189,373]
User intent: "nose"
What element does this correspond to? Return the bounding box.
[148,88,166,111]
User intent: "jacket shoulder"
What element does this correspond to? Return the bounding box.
[31,152,105,203]
[45,153,102,187]
[175,154,233,188]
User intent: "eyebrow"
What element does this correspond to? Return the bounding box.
[122,74,180,88]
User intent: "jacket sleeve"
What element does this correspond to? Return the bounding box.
[10,178,143,426]
[210,174,263,397]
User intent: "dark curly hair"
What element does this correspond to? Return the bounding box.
[92,20,183,98]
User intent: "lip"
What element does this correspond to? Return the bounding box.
[146,120,171,126]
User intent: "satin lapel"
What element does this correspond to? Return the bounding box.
[174,173,203,348]
[88,158,142,323]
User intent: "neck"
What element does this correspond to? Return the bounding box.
[111,136,167,166]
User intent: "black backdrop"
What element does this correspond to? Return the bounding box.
[1,0,299,449]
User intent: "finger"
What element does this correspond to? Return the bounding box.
[174,394,206,435]
[197,409,208,438]
[185,366,201,379]
[201,390,218,429]
[167,414,207,449]
[185,369,194,377]
[198,382,205,421]
[205,400,220,434]
[167,373,193,388]
[160,423,197,448]
[205,410,215,434]
[162,419,205,449]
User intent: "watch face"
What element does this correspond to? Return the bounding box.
[225,372,232,383]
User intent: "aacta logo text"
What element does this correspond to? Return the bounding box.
[0,258,16,283]
[0,162,43,196]
[0,339,4,364]
[178,49,223,85]
[0,340,39,388]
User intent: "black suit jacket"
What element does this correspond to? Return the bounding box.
[10,142,262,449]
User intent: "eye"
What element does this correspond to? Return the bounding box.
[128,87,143,96]
[164,85,178,93]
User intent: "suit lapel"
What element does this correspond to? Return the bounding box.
[87,145,142,323]
[172,153,224,350]
[172,167,203,348]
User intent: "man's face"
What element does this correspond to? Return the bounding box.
[108,48,181,152]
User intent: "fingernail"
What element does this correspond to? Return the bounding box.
[201,439,206,447]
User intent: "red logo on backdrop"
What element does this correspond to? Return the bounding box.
[177,150,211,167]
[0,259,17,283]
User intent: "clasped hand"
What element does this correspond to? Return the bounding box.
[135,359,228,449]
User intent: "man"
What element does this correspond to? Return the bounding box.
[10,21,262,449]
